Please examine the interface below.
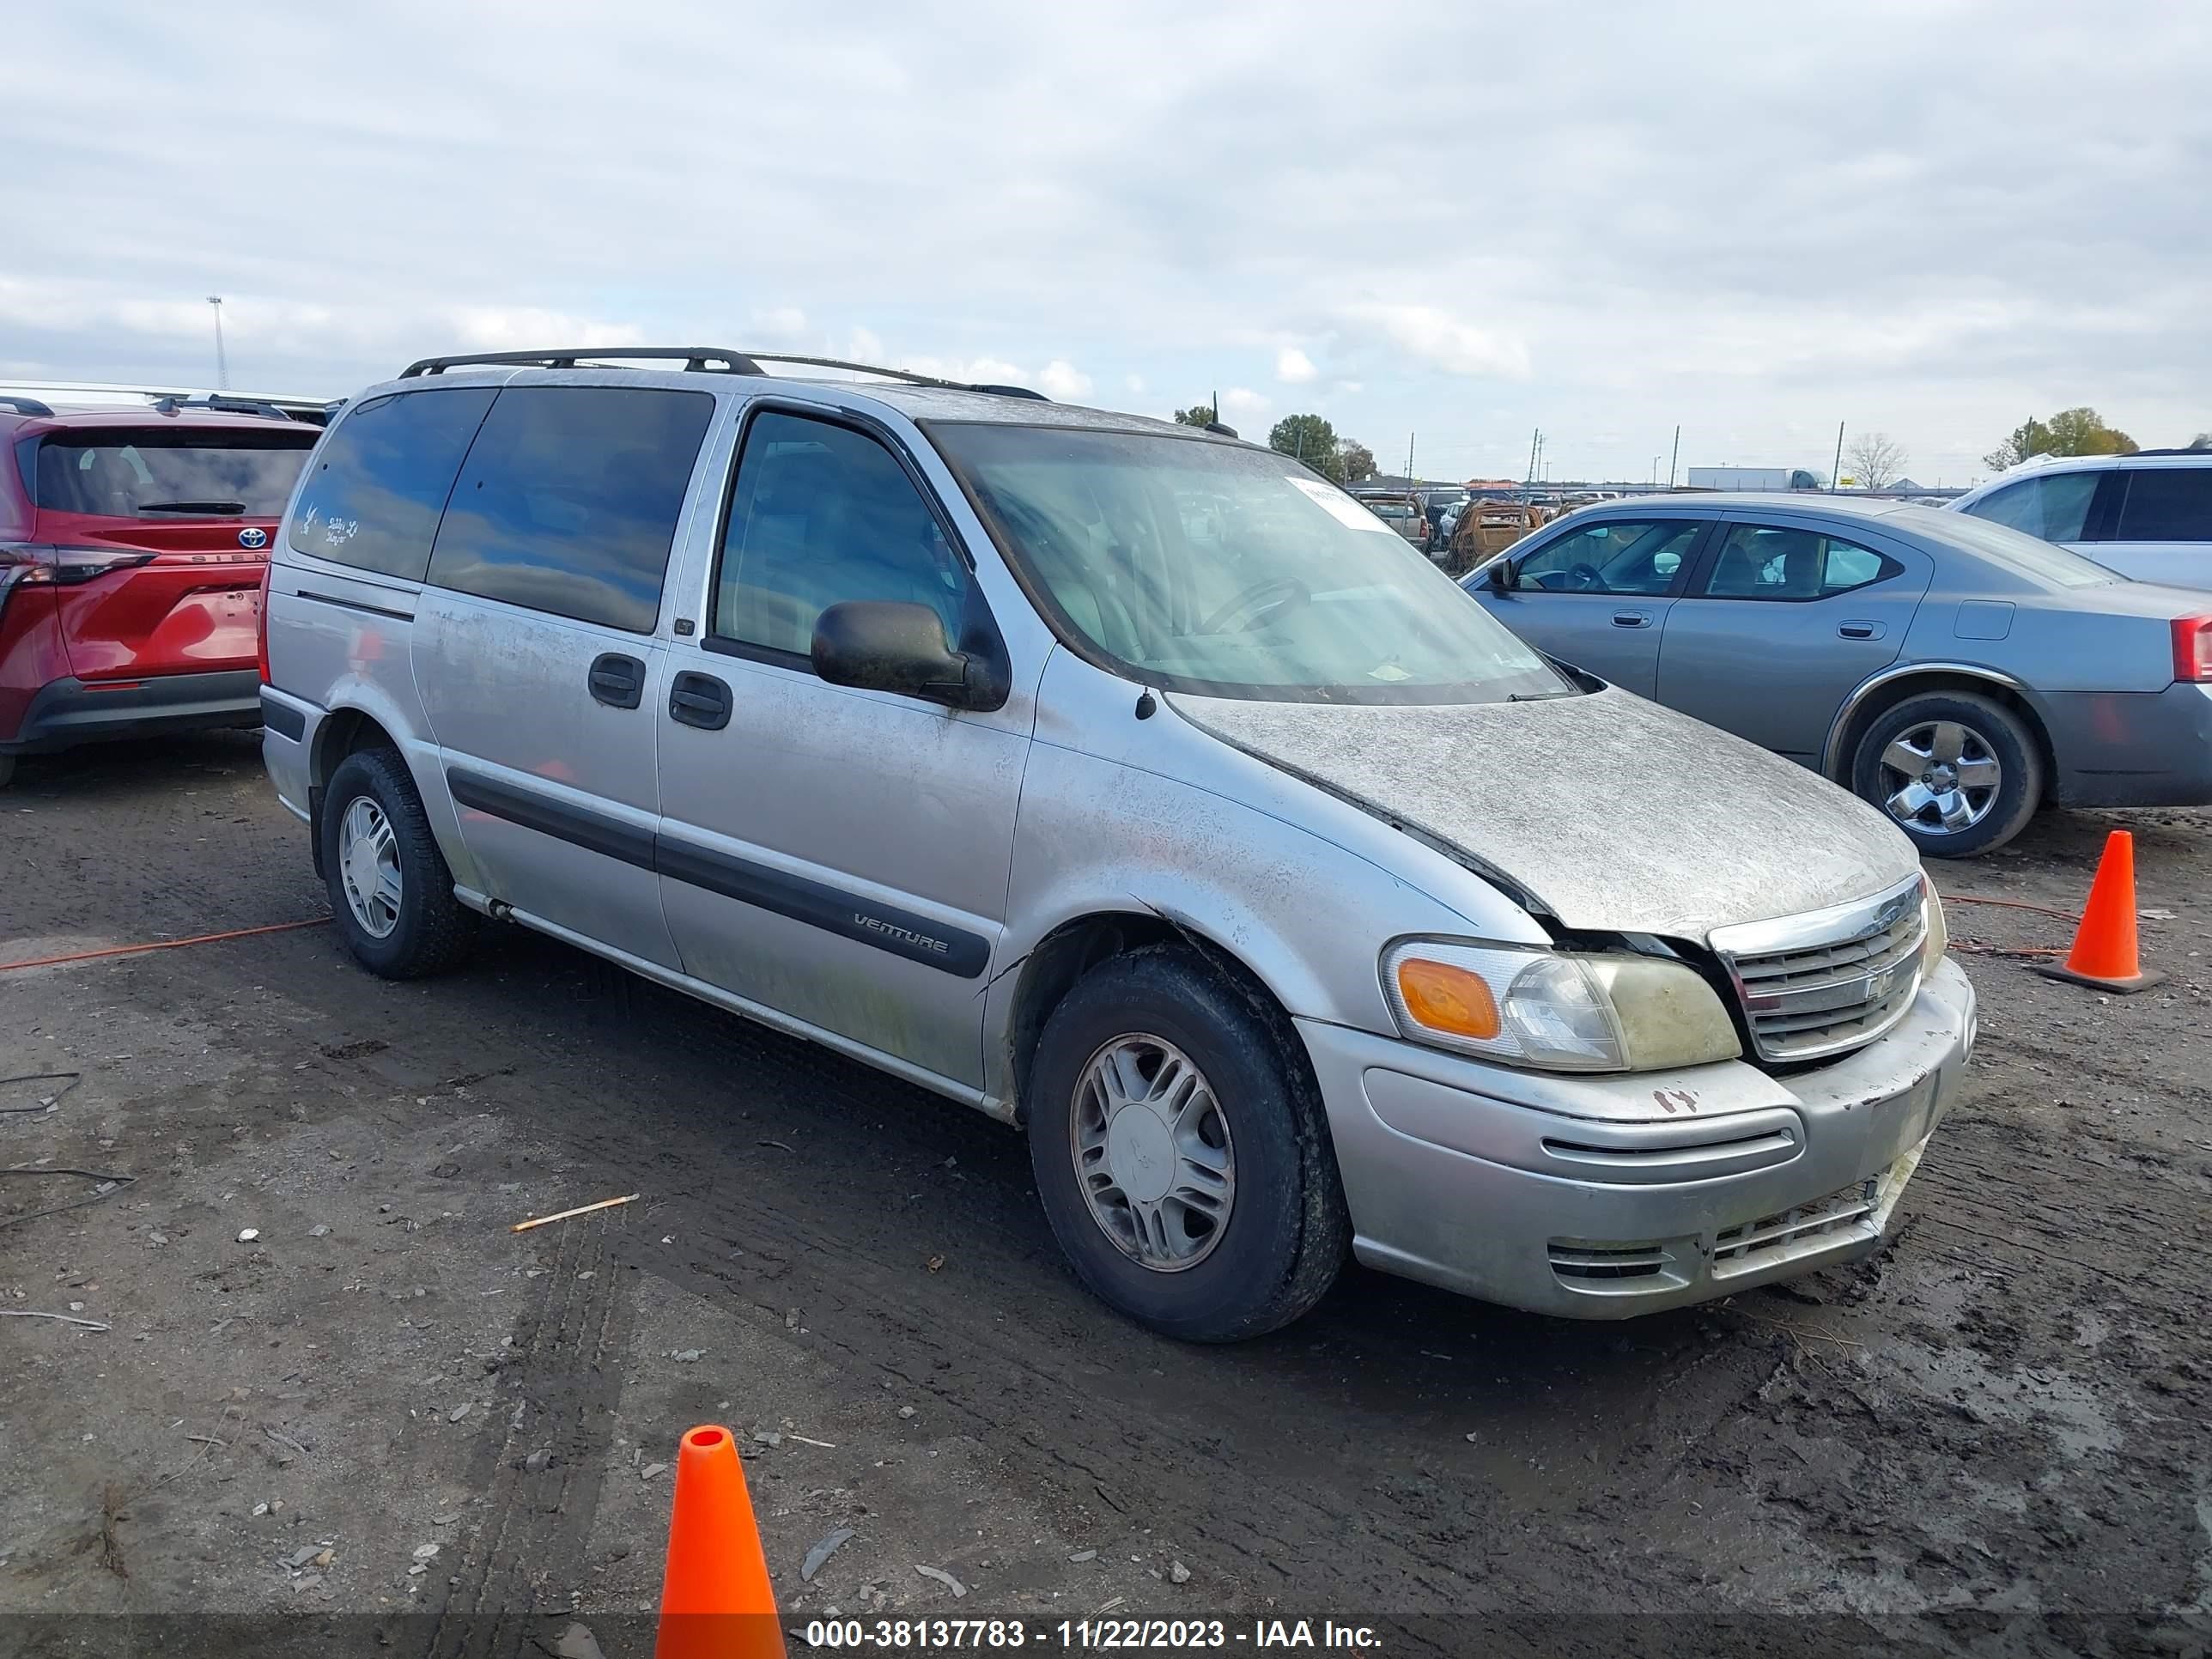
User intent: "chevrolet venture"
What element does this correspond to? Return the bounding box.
[260,349,1974,1340]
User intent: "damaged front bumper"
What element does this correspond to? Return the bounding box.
[1303,957,1976,1318]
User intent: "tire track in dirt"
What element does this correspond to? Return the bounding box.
[426,1209,635,1659]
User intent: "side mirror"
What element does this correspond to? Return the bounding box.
[1486,562,1516,592]
[811,600,985,708]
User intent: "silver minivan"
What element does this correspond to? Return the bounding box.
[259,349,1975,1341]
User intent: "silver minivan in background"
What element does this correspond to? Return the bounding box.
[259,349,1974,1341]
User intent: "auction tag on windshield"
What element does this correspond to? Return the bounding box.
[1285,476,1395,533]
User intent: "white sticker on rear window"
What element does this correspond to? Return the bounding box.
[1285,475,1395,533]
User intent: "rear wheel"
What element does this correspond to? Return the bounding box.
[1850,690,2041,858]
[319,747,477,977]
[1026,946,1348,1341]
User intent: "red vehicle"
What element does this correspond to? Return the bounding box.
[0,398,319,787]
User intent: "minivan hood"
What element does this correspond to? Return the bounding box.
[1170,685,1919,941]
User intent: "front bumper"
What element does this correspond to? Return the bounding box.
[1302,957,1976,1318]
[1,670,261,755]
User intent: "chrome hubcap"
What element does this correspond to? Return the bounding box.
[1071,1036,1235,1273]
[337,797,402,939]
[1877,720,2001,836]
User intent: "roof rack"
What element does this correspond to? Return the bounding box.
[396,347,1048,401]
[0,395,54,417]
[2128,447,2212,458]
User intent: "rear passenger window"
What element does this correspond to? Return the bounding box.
[2113,469,2212,543]
[287,388,495,580]
[426,386,714,634]
[710,410,969,659]
[1964,471,2098,542]
[1702,526,1899,599]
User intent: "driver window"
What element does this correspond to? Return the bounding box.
[1514,520,1701,595]
[712,411,970,659]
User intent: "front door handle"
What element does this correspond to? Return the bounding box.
[1838,620,1886,641]
[668,670,732,731]
[1611,610,1653,629]
[587,653,646,709]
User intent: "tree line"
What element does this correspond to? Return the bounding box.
[1173,405,1379,485]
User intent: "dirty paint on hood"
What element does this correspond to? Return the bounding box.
[1170,684,1919,941]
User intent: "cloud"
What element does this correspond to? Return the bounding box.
[1340,304,1529,380]
[1219,387,1269,422]
[1,3,2206,483]
[1038,360,1093,399]
[1124,373,1146,395]
[448,307,645,351]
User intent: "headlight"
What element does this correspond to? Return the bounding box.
[1382,939,1742,1073]
[1922,884,1948,975]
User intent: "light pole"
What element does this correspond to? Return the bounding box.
[207,296,228,390]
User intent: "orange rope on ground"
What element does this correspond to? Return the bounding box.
[0,916,330,974]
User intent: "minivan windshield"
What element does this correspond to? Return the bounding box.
[931,424,1571,704]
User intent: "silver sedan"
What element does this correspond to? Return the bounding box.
[1463,494,2212,856]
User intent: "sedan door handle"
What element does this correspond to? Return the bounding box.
[668,670,732,731]
[1838,620,1886,641]
[1610,610,1653,629]
[587,653,646,709]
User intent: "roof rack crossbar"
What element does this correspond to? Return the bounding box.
[395,347,1048,401]
[401,347,768,379]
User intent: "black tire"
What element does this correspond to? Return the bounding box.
[0,753,14,789]
[1026,945,1349,1342]
[1850,690,2042,859]
[319,747,478,978]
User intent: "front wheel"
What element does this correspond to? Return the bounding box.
[1850,690,2042,858]
[319,747,478,977]
[1026,946,1349,1341]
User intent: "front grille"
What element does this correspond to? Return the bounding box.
[1716,878,1927,1063]
[1711,1177,1878,1271]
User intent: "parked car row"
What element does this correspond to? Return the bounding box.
[256,346,1977,1341]
[11,347,2202,1343]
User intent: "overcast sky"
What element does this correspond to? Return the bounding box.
[5,2,2207,484]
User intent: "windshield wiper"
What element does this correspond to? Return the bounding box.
[1506,690,1579,702]
[134,500,246,515]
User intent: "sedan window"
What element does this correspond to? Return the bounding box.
[1702,526,1899,600]
[1513,520,1701,595]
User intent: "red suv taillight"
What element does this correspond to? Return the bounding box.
[2175,615,2212,684]
[0,542,157,586]
[256,556,275,684]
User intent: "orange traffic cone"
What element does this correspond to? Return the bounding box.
[2034,830,2166,994]
[655,1425,785,1659]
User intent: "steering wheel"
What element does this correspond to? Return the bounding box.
[1564,562,1606,592]
[1199,576,1311,635]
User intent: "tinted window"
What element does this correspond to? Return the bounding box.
[427,386,713,634]
[712,411,969,659]
[2114,469,2212,543]
[36,428,314,520]
[1516,520,1701,595]
[1702,525,1897,599]
[1964,471,2098,543]
[289,389,495,580]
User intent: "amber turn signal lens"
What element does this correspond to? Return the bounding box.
[1395,957,1501,1040]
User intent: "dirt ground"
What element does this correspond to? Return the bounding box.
[3,731,2209,1659]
